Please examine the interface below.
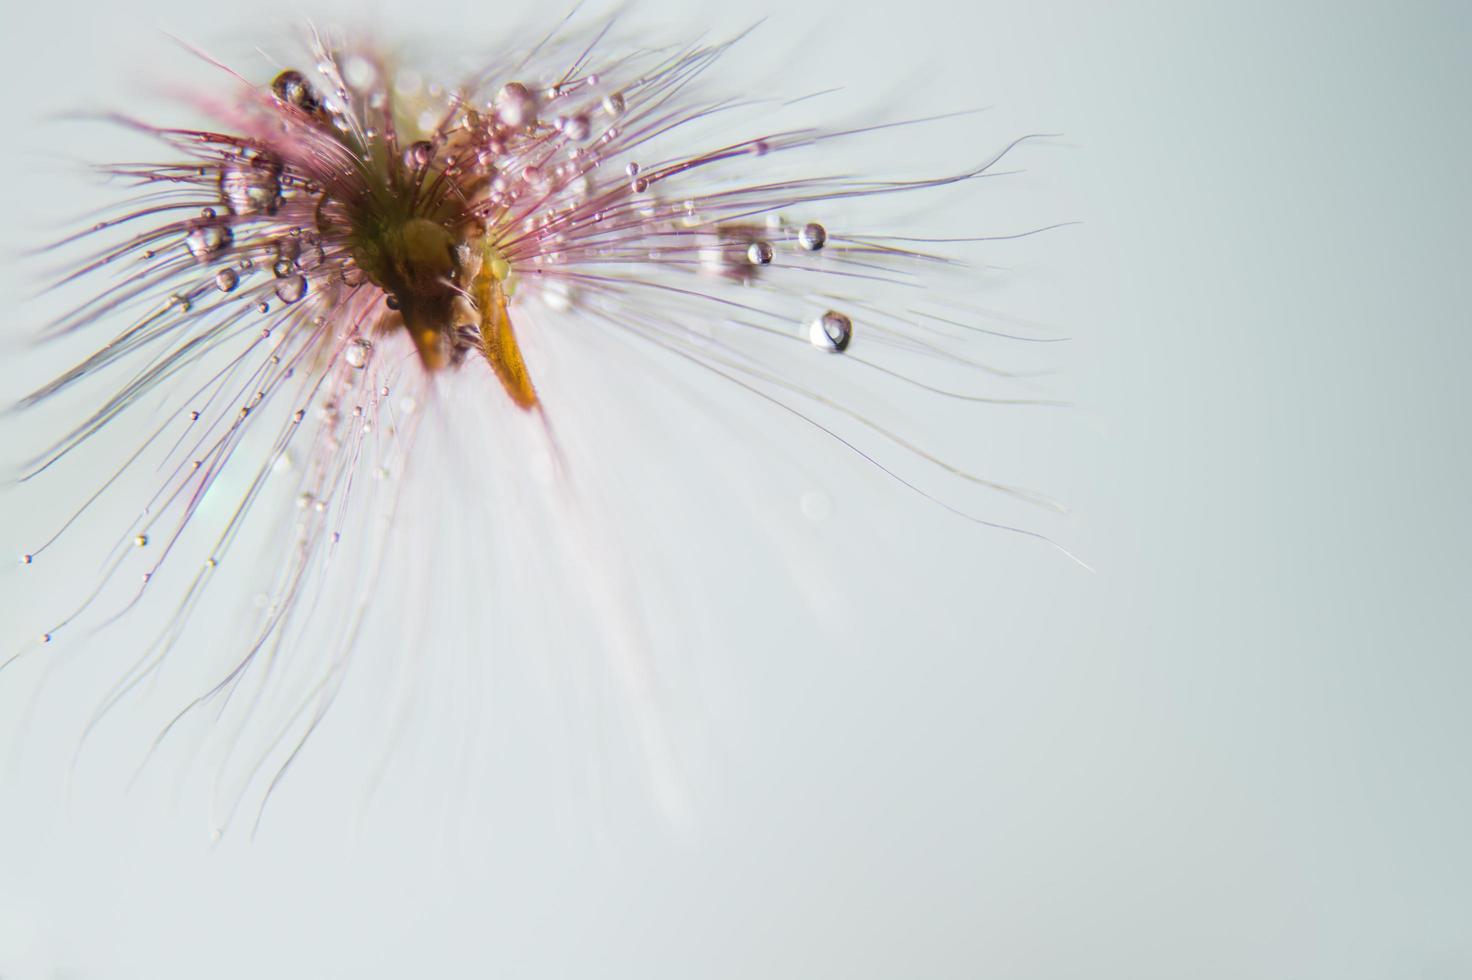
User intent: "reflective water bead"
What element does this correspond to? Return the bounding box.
[799,222,828,251]
[344,338,373,369]
[808,310,853,352]
[746,241,774,265]
[274,275,307,304]
[185,222,233,261]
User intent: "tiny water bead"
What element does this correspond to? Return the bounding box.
[809,310,853,352]
[746,241,774,265]
[134,534,148,548]
[344,338,373,369]
[799,222,827,251]
[214,268,239,292]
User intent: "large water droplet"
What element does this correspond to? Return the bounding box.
[274,275,307,304]
[495,82,537,128]
[220,154,282,216]
[185,222,233,261]
[272,69,320,112]
[344,338,373,369]
[403,141,433,170]
[808,310,852,352]
[799,222,827,251]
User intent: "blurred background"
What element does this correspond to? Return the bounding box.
[1,0,1469,977]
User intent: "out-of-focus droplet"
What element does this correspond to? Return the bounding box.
[404,141,433,169]
[602,91,625,116]
[495,82,537,128]
[808,309,852,352]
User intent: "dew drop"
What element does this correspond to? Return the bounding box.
[272,69,320,112]
[746,241,774,265]
[602,92,625,116]
[214,268,239,292]
[344,338,373,369]
[799,222,828,251]
[273,258,294,278]
[495,82,537,128]
[186,223,231,259]
[21,554,33,565]
[560,114,591,141]
[274,275,307,304]
[625,161,640,177]
[220,154,283,216]
[134,534,148,548]
[403,140,433,169]
[809,310,853,352]
[632,176,649,193]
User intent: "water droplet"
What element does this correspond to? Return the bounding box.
[495,82,537,128]
[632,176,649,193]
[168,294,192,313]
[214,268,239,292]
[272,69,320,112]
[344,338,373,369]
[809,310,852,352]
[746,241,774,265]
[20,553,33,565]
[185,223,231,263]
[602,92,625,116]
[220,154,282,216]
[625,161,640,177]
[560,114,590,141]
[273,258,294,278]
[134,534,148,548]
[799,222,828,251]
[403,140,433,169]
[274,275,307,304]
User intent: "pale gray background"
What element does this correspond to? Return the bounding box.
[0,0,1469,977]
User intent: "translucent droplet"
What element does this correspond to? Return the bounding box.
[746,241,774,265]
[602,92,625,116]
[625,161,640,177]
[560,114,590,141]
[220,154,282,216]
[799,222,827,251]
[344,338,373,369]
[495,82,537,128]
[214,268,239,292]
[274,275,307,304]
[185,222,232,261]
[273,258,294,278]
[403,141,433,169]
[134,534,148,548]
[808,310,852,352]
[272,69,320,112]
[20,553,33,565]
[632,176,649,193]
